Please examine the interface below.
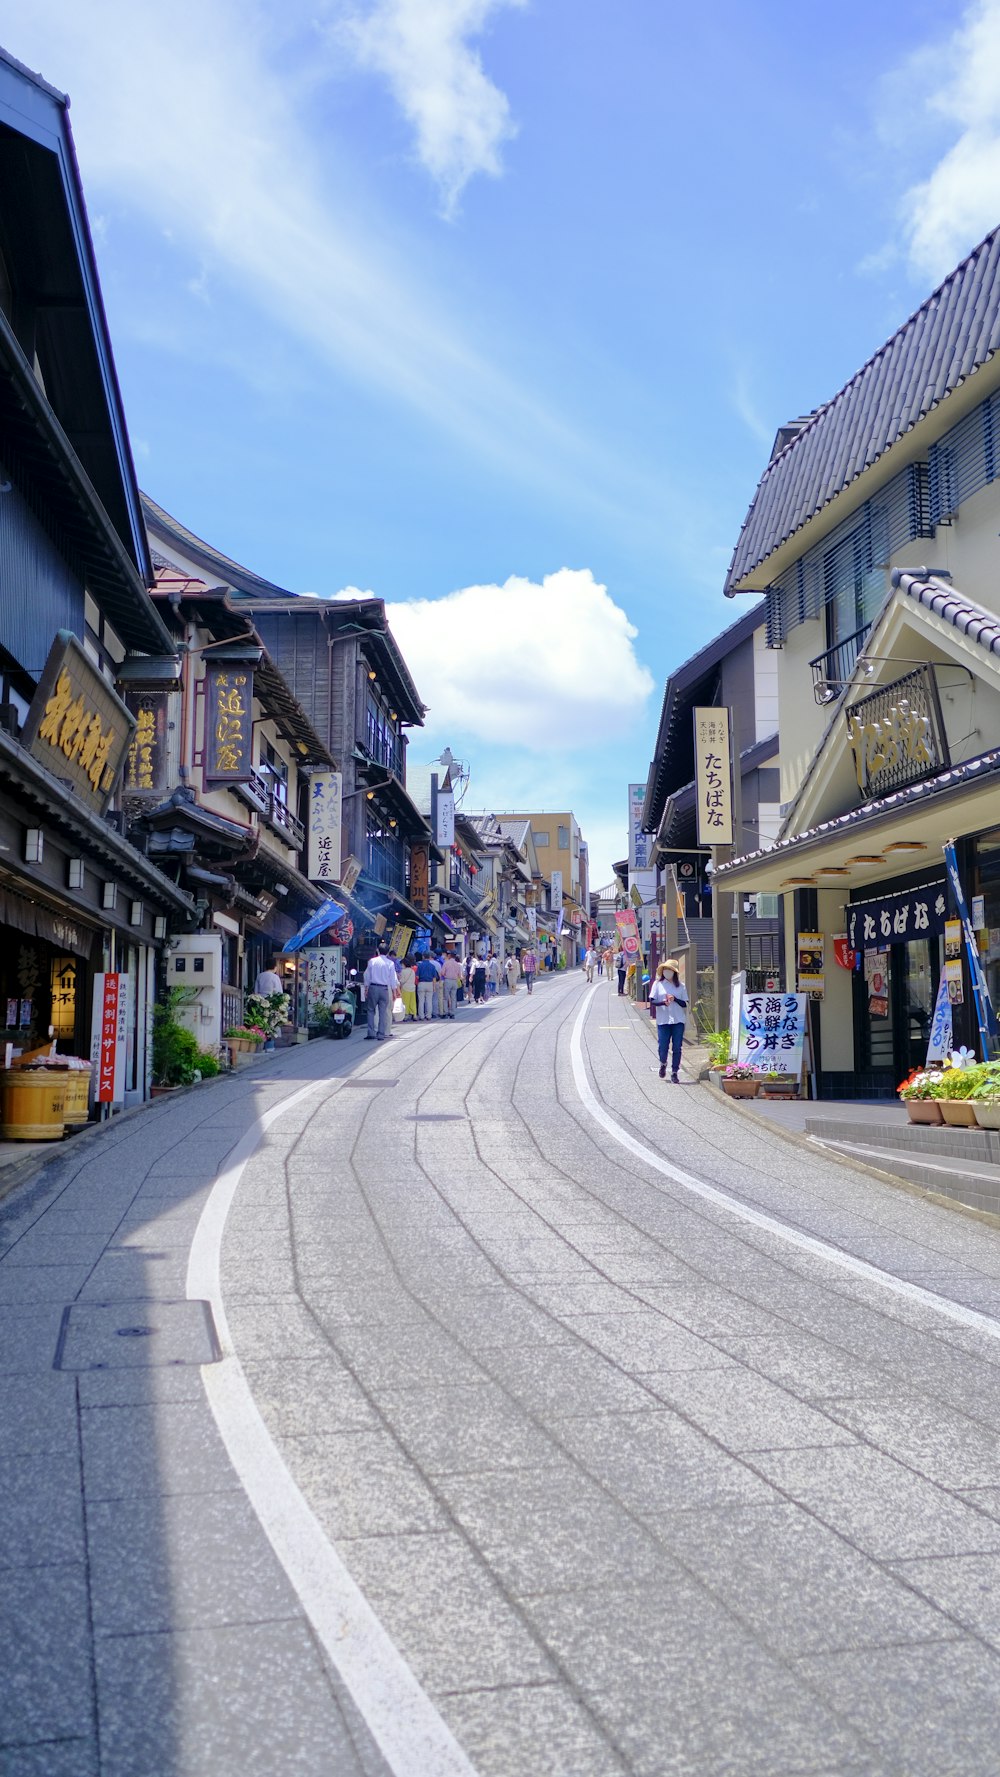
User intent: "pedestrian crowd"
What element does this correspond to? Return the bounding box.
[357,942,545,1040]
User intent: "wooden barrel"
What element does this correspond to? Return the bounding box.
[63,1069,91,1125]
[0,1068,68,1140]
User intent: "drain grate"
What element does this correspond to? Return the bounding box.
[54,1299,222,1371]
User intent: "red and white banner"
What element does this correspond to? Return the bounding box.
[615,908,640,956]
[90,973,127,1103]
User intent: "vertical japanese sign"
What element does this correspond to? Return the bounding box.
[927,969,953,1064]
[550,870,563,914]
[410,843,430,911]
[628,783,650,870]
[308,771,342,883]
[434,789,455,847]
[693,707,733,847]
[123,692,167,794]
[303,947,340,1008]
[90,973,127,1104]
[796,931,825,998]
[737,991,807,1075]
[204,665,252,782]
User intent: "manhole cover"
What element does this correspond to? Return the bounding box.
[54,1299,221,1371]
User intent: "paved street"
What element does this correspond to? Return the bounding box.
[8,973,1000,1774]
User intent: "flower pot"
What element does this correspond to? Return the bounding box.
[760,1086,800,1099]
[904,1099,944,1124]
[973,1102,1000,1130]
[939,1101,978,1127]
[150,1084,182,1097]
[722,1078,758,1098]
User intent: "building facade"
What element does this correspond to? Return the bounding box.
[0,51,196,1107]
[718,225,1000,1094]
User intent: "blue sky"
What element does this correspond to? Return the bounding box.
[7,0,1000,880]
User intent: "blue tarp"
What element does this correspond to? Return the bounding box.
[281,898,347,954]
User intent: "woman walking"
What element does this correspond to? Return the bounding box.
[399,957,417,1021]
[649,958,688,1082]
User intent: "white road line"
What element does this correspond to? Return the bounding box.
[186,1078,479,1777]
[571,985,1000,1344]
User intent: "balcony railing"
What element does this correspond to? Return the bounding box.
[233,769,270,816]
[265,794,305,851]
[809,624,871,705]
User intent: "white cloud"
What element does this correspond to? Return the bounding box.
[342,0,525,216]
[2,0,633,511]
[385,568,654,749]
[899,0,1000,280]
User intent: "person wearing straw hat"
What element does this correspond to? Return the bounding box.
[649,958,688,1082]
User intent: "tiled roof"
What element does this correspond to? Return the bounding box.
[725,227,1000,592]
[892,568,1000,652]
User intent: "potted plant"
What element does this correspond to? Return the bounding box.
[934,1060,987,1127]
[705,1030,732,1071]
[969,1062,1000,1129]
[897,1066,945,1124]
[152,988,222,1090]
[758,1067,800,1099]
[244,991,290,1051]
[721,1062,759,1098]
[223,1024,266,1064]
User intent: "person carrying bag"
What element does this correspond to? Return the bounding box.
[649,958,688,1082]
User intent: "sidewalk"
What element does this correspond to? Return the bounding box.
[0,1039,392,1777]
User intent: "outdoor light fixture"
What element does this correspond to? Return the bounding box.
[389,818,397,828]
[780,877,818,887]
[368,669,377,681]
[67,857,84,889]
[845,854,886,866]
[24,828,43,863]
[366,790,375,800]
[130,900,143,927]
[816,866,851,876]
[154,916,168,940]
[102,881,117,910]
[883,841,928,853]
[275,883,288,896]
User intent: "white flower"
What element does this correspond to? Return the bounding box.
[950,1046,977,1069]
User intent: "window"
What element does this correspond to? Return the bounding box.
[260,739,288,805]
[557,826,569,850]
[532,830,550,848]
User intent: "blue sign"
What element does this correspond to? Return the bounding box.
[281,898,347,954]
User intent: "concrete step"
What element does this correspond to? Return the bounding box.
[807,1131,1000,1219]
[806,1114,1000,1167]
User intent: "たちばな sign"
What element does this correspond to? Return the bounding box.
[693,707,733,847]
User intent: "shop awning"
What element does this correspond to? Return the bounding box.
[714,746,1000,898]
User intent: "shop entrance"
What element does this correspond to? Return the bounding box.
[858,936,940,1089]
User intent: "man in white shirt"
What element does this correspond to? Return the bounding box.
[254,961,283,997]
[363,945,399,1040]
